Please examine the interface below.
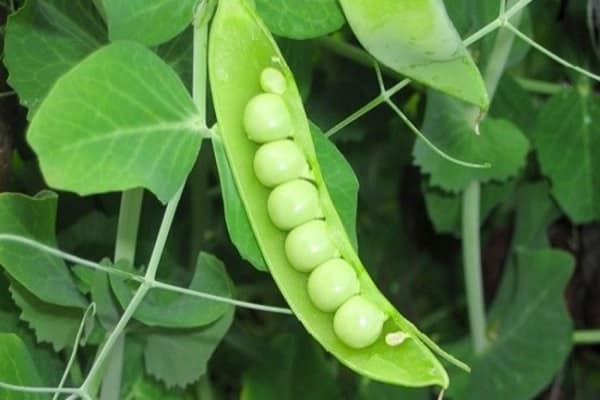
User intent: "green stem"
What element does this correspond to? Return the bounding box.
[515,77,565,95]
[79,2,212,397]
[99,188,143,400]
[461,0,524,354]
[573,330,600,344]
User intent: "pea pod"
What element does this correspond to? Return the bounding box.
[209,0,466,388]
[339,0,489,110]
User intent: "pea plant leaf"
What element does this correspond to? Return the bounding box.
[413,92,530,192]
[0,333,47,400]
[459,248,574,400]
[27,41,204,204]
[102,0,198,46]
[240,334,342,400]
[255,0,345,39]
[533,89,600,223]
[157,27,194,91]
[9,281,84,352]
[339,0,488,109]
[4,0,107,117]
[424,179,515,236]
[0,192,87,308]
[213,123,359,271]
[110,253,232,328]
[144,309,234,388]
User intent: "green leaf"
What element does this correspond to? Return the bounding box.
[339,0,488,108]
[358,381,428,400]
[213,137,268,271]
[448,248,574,400]
[144,309,234,388]
[533,90,600,223]
[413,92,530,192]
[110,253,231,328]
[27,41,203,203]
[424,180,515,236]
[4,0,106,117]
[158,27,194,91]
[0,333,48,400]
[490,76,537,134]
[255,0,345,39]
[240,334,342,400]
[91,266,122,330]
[9,281,83,352]
[103,0,197,46]
[0,192,87,308]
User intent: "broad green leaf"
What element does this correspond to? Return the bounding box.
[240,334,342,400]
[158,27,194,91]
[278,38,315,100]
[255,0,345,39]
[92,267,122,330]
[9,281,83,352]
[339,0,488,108]
[144,309,234,388]
[448,248,574,400]
[110,253,231,328]
[533,90,600,223]
[4,0,106,117]
[0,192,87,308]
[0,333,48,400]
[358,381,428,400]
[103,0,198,46]
[27,41,203,203]
[213,123,359,270]
[424,180,515,236]
[413,92,529,192]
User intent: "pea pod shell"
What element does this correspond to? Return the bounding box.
[209,0,455,388]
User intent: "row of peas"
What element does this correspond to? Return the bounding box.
[242,66,388,349]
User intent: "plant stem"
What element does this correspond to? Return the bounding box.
[99,188,143,400]
[79,1,212,397]
[573,330,600,344]
[515,77,565,95]
[461,0,524,354]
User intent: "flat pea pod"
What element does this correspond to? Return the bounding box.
[209,0,467,389]
[338,0,489,110]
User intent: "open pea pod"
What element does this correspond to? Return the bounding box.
[339,0,489,109]
[209,0,466,388]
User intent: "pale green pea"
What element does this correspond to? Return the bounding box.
[267,179,322,230]
[307,259,360,312]
[333,295,387,349]
[285,220,338,272]
[243,93,294,143]
[260,67,287,95]
[253,140,309,188]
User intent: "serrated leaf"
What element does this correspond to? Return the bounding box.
[0,192,87,308]
[9,281,83,352]
[144,309,234,388]
[448,248,574,400]
[213,123,359,270]
[110,253,231,328]
[27,41,203,203]
[413,92,529,192]
[103,0,197,46]
[339,0,488,108]
[4,0,106,117]
[533,90,600,223]
[240,334,342,400]
[255,0,345,39]
[0,333,48,400]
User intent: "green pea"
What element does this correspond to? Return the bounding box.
[333,295,386,349]
[243,93,294,143]
[260,67,287,95]
[253,140,309,188]
[307,259,360,312]
[285,220,338,272]
[267,179,322,230]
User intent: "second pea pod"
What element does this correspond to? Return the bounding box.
[209,0,466,389]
